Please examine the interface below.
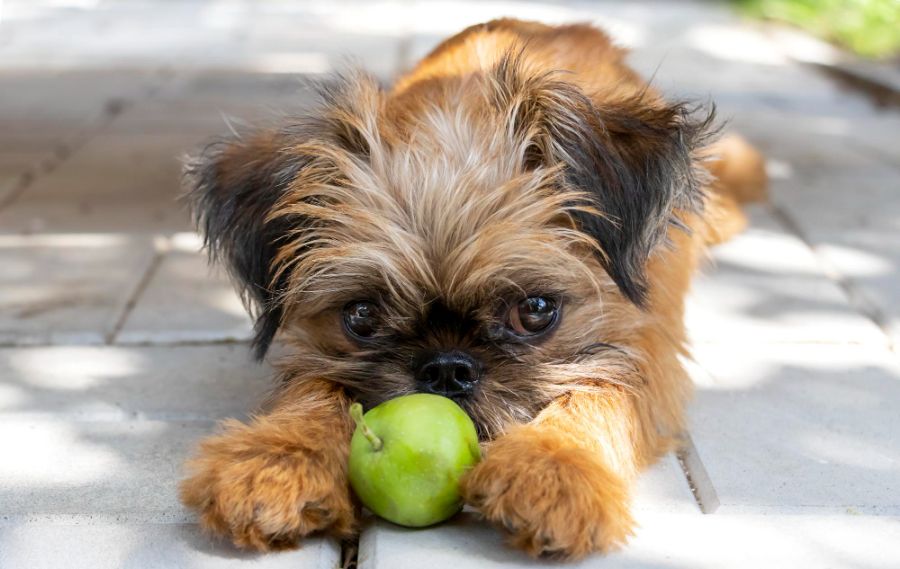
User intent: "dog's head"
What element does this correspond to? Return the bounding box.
[187,57,713,438]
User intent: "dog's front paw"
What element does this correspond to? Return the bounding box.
[461,425,634,559]
[180,419,355,551]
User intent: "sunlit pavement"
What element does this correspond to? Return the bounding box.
[1,1,899,567]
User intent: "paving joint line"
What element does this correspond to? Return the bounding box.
[676,433,720,514]
[0,66,176,213]
[766,201,896,351]
[105,236,171,345]
[340,537,360,569]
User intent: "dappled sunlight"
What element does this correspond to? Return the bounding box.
[818,242,895,277]
[710,226,829,276]
[765,158,794,180]
[622,514,900,569]
[685,24,788,65]
[1,422,126,488]
[241,52,332,75]
[0,382,27,409]
[204,288,249,320]
[689,343,900,513]
[0,234,136,249]
[309,0,645,47]
[169,232,203,253]
[7,346,142,391]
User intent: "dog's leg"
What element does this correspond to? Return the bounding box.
[702,134,769,245]
[462,387,645,559]
[180,379,356,551]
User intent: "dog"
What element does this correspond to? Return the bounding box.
[179,19,766,559]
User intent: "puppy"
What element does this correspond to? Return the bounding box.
[180,19,766,559]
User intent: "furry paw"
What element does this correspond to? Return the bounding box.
[180,419,355,551]
[461,425,634,559]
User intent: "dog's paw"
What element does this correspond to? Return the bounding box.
[461,425,634,559]
[180,420,355,551]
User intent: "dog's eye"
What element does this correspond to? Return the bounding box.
[343,301,379,339]
[507,296,558,336]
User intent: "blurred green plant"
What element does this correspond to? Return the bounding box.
[735,0,900,59]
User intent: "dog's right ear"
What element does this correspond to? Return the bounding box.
[185,132,309,360]
[185,73,383,360]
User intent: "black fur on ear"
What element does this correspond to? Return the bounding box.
[185,73,383,360]
[185,132,309,360]
[492,53,717,306]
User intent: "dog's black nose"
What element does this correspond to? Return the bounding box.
[414,350,481,397]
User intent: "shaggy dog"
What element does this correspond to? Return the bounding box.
[180,19,766,559]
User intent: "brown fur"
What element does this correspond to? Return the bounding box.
[180,19,766,559]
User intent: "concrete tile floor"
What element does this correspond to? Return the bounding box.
[1,1,899,567]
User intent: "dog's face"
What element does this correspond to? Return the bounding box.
[188,57,712,438]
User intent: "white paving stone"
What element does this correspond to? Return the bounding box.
[0,344,270,421]
[117,234,252,345]
[689,343,900,514]
[0,344,271,518]
[726,111,888,177]
[0,234,156,345]
[687,205,884,345]
[772,170,900,347]
[358,512,900,569]
[358,452,701,568]
[0,341,339,567]
[1,419,215,518]
[0,524,341,569]
[632,453,699,514]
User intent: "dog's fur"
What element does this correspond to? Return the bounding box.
[180,19,766,558]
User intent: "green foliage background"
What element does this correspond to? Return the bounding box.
[736,0,900,59]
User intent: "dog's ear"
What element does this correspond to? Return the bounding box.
[493,55,716,305]
[185,132,309,359]
[185,73,382,359]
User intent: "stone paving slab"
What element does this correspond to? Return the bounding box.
[117,234,252,345]
[1,1,404,79]
[106,72,320,137]
[771,170,900,347]
[0,524,340,569]
[689,343,900,515]
[0,70,162,132]
[358,512,900,569]
[631,453,698,513]
[9,132,194,201]
[1,419,214,519]
[0,344,269,421]
[0,342,336,568]
[0,201,192,235]
[687,205,884,345]
[726,111,889,177]
[0,130,195,233]
[0,234,156,345]
[359,452,701,567]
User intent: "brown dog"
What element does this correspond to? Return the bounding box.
[180,19,766,559]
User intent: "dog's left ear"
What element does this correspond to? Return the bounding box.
[493,56,716,305]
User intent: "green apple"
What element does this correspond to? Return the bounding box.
[348,393,481,527]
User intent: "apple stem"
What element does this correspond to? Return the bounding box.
[350,403,383,451]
